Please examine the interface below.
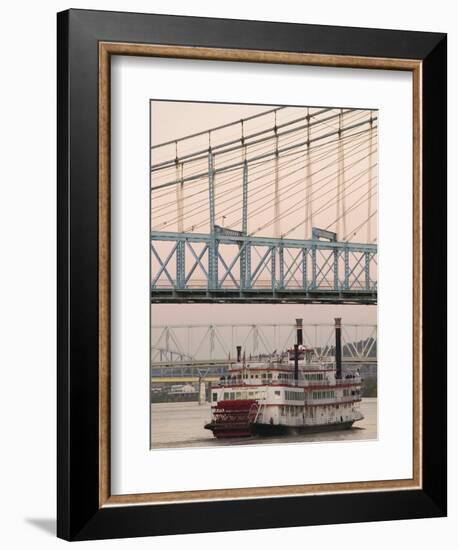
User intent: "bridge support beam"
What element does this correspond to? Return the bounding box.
[176,240,185,289]
[333,249,339,291]
[344,249,350,291]
[271,247,277,290]
[365,251,371,291]
[302,248,308,291]
[278,246,285,290]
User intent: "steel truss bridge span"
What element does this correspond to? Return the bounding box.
[151,231,376,303]
[151,322,377,380]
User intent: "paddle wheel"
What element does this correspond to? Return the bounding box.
[204,399,259,438]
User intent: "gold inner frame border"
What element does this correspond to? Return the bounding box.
[98,42,422,507]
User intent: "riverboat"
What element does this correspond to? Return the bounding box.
[204,318,363,438]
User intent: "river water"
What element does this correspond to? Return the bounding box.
[151,397,377,449]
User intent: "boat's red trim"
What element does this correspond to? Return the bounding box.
[229,366,335,374]
[211,399,362,410]
[212,382,361,390]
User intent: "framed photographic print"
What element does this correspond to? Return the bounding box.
[57,9,447,541]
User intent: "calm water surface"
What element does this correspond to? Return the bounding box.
[151,398,377,449]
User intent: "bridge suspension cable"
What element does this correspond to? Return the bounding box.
[151,111,374,191]
[153,115,374,243]
[150,104,378,303]
[151,106,286,150]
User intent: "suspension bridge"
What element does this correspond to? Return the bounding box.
[151,105,378,304]
[151,322,377,381]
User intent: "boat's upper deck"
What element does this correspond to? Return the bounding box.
[218,357,360,389]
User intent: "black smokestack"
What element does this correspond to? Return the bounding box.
[335,318,342,380]
[236,345,242,362]
[296,318,303,346]
[294,344,299,384]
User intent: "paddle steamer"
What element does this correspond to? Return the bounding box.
[204,318,363,438]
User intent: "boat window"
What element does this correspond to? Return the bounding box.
[212,393,217,402]
[223,392,229,399]
[312,390,335,399]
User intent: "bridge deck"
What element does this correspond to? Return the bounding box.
[151,288,377,304]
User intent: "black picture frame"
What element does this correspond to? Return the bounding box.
[57,8,447,541]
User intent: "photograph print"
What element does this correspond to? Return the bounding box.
[150,100,378,450]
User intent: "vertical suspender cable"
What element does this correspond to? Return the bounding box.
[175,141,185,233]
[274,112,280,238]
[208,131,215,233]
[241,120,249,289]
[208,131,218,289]
[337,109,346,239]
[341,110,346,239]
[305,108,312,239]
[179,163,184,232]
[175,142,183,233]
[241,119,245,162]
[242,156,248,236]
[336,111,342,239]
[367,114,374,243]
[241,120,248,235]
